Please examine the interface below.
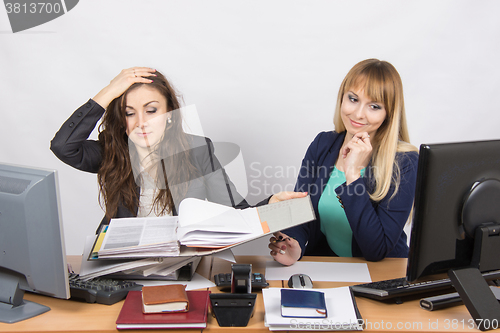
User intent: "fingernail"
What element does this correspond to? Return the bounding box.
[279,250,285,255]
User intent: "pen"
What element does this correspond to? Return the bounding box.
[272,236,296,243]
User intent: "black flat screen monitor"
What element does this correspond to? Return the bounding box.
[0,163,69,323]
[406,139,500,330]
[407,139,500,281]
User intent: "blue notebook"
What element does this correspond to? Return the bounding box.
[280,289,327,318]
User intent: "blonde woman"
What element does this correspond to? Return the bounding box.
[268,59,418,263]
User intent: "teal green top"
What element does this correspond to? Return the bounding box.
[318,166,365,257]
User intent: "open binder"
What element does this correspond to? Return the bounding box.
[80,196,315,280]
[89,195,315,260]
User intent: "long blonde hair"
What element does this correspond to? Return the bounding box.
[333,59,418,202]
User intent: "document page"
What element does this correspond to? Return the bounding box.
[176,198,264,247]
[177,198,233,227]
[102,216,178,250]
[98,216,179,257]
[265,261,371,283]
[257,196,315,232]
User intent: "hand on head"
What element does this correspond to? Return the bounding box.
[93,67,157,109]
[341,132,373,184]
[268,232,301,266]
[268,191,308,204]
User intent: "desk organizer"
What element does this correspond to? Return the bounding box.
[209,293,256,327]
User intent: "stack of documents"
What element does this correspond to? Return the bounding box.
[176,199,265,247]
[94,216,179,259]
[262,287,363,331]
[177,196,315,248]
[79,235,199,281]
[80,196,315,280]
[88,196,315,259]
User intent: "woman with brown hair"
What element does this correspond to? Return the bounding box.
[268,59,419,263]
[51,67,247,229]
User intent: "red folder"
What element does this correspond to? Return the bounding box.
[116,290,210,329]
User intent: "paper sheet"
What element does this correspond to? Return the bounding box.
[211,249,236,263]
[263,287,363,331]
[130,273,215,291]
[265,261,371,283]
[80,236,166,279]
[177,198,233,227]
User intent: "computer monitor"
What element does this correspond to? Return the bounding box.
[406,139,500,330]
[0,163,69,323]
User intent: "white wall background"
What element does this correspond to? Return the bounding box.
[1,0,499,256]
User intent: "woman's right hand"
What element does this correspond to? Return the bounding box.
[93,67,156,109]
[269,232,301,266]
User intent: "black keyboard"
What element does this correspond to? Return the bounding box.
[351,270,500,302]
[351,277,454,302]
[214,272,269,290]
[69,273,142,305]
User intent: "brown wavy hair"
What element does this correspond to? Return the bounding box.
[97,71,199,219]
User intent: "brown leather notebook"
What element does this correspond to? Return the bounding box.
[141,284,189,314]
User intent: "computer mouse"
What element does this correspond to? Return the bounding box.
[288,273,313,289]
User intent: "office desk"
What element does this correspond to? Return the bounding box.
[0,255,492,333]
[208,256,488,333]
[0,255,212,333]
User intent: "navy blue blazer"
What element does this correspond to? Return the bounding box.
[284,131,418,261]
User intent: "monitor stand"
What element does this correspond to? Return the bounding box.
[449,268,500,331]
[448,225,500,331]
[0,271,50,323]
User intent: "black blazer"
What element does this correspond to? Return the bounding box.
[50,99,249,232]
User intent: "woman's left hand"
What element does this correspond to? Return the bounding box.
[268,191,308,204]
[341,132,372,184]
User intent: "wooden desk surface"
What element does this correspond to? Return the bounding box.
[0,255,494,333]
[0,255,211,333]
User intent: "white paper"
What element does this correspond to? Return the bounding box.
[79,236,161,279]
[265,261,371,283]
[130,273,215,291]
[177,198,233,227]
[141,257,198,276]
[99,216,179,257]
[80,236,194,280]
[263,287,363,331]
[211,249,236,263]
[177,198,264,246]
